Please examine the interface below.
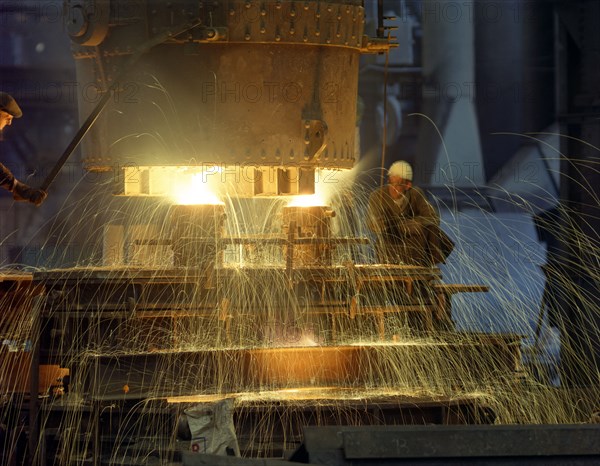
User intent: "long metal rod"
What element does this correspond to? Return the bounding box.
[379,31,391,187]
[40,84,115,191]
[377,0,384,38]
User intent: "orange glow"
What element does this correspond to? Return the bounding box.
[249,346,355,385]
[173,172,223,205]
[287,194,326,207]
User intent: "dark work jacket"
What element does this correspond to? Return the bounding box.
[0,163,15,191]
[367,185,452,265]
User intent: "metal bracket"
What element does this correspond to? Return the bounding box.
[303,119,328,161]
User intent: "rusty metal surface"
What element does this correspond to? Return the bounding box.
[282,206,336,266]
[26,263,524,462]
[66,1,364,174]
[29,263,519,398]
[57,337,521,398]
[32,264,441,284]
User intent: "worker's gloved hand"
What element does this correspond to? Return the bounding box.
[12,180,47,206]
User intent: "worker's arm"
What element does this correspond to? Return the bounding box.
[0,163,15,190]
[390,188,439,237]
[409,187,439,227]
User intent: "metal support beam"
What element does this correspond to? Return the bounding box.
[292,425,600,465]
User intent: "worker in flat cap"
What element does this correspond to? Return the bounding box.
[367,160,452,266]
[0,92,47,206]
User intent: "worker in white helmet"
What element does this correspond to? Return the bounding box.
[0,92,47,206]
[367,160,450,266]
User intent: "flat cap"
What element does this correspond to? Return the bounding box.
[0,92,23,118]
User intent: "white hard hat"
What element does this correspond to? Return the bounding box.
[388,161,413,181]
